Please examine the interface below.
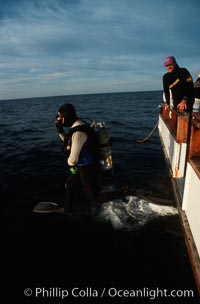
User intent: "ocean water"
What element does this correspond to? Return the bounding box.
[0,91,199,303]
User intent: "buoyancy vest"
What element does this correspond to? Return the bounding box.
[62,121,113,175]
[63,123,98,167]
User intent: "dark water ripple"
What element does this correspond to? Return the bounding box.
[0,91,199,300]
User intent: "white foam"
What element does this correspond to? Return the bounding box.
[94,195,178,231]
[148,202,178,216]
[97,201,125,230]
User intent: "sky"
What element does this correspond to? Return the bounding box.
[0,0,200,100]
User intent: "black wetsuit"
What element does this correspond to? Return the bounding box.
[163,65,194,112]
[63,123,125,213]
[194,78,200,99]
[63,123,98,213]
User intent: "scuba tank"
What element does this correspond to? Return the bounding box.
[91,121,113,176]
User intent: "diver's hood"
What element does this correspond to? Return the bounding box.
[58,103,78,127]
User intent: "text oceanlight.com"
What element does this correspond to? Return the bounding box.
[24,286,194,300]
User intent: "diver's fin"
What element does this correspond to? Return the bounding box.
[33,201,64,214]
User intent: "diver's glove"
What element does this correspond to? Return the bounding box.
[55,115,64,134]
[69,166,78,174]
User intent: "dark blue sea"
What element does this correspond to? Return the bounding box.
[0,91,199,303]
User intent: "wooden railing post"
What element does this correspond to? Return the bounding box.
[176,113,190,143]
[188,113,200,159]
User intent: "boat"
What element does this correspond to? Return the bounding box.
[158,99,200,294]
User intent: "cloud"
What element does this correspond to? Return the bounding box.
[0,0,200,99]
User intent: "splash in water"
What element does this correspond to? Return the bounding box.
[94,195,178,231]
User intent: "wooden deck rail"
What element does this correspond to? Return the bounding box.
[159,105,190,143]
[188,112,200,160]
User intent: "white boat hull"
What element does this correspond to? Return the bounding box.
[182,162,200,257]
[158,105,200,293]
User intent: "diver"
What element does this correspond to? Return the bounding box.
[55,103,99,215]
[55,103,128,216]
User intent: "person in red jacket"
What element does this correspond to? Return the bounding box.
[163,56,194,113]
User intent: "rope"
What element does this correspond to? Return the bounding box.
[136,121,159,143]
